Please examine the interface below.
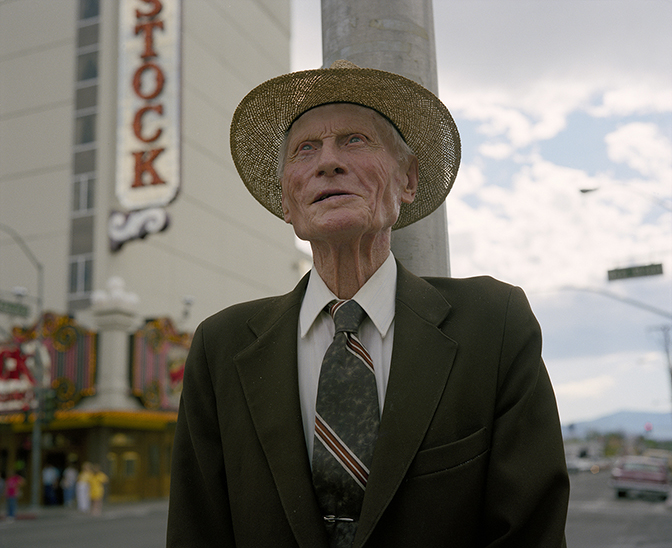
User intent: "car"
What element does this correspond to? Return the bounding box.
[566,457,608,474]
[609,455,670,501]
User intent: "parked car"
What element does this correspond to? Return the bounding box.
[609,455,670,500]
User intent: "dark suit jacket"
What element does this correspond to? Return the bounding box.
[167,263,569,547]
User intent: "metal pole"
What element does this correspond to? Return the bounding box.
[29,263,44,510]
[0,222,44,509]
[321,0,450,277]
[649,325,672,434]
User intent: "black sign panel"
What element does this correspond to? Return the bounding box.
[608,263,664,281]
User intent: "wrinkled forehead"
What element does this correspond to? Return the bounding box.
[288,102,402,142]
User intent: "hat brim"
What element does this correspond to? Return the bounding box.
[230,65,461,229]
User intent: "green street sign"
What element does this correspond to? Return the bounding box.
[608,263,664,281]
[0,299,29,317]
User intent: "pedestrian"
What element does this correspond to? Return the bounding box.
[42,463,59,506]
[61,460,79,508]
[89,464,108,516]
[5,469,25,521]
[167,60,569,547]
[76,462,92,513]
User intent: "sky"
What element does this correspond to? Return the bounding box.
[289,0,672,427]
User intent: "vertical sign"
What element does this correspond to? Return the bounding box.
[115,0,181,216]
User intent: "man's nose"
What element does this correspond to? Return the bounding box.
[316,142,346,177]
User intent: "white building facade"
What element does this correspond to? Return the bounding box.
[0,0,302,334]
[0,0,304,503]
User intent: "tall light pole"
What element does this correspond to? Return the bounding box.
[649,324,672,433]
[578,185,672,431]
[321,0,451,277]
[0,222,44,509]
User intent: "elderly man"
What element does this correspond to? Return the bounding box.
[167,61,569,548]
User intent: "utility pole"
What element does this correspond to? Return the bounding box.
[321,0,450,277]
[649,325,672,433]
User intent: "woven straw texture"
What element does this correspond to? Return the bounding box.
[230,64,461,229]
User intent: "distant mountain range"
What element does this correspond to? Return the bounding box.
[562,410,672,441]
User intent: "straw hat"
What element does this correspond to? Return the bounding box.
[230,60,461,229]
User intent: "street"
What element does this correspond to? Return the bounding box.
[566,467,672,548]
[0,500,169,548]
[1,470,670,547]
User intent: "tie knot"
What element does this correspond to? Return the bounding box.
[329,300,366,334]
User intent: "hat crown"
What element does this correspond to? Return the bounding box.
[328,59,359,70]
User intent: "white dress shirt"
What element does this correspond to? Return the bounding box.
[297,252,397,460]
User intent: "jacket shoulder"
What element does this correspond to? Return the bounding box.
[421,275,520,307]
[201,294,282,327]
[197,273,308,340]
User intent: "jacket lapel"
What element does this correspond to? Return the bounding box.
[234,274,329,548]
[355,263,458,547]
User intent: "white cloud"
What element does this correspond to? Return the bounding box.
[546,351,672,424]
[478,141,513,160]
[443,83,589,152]
[605,123,672,180]
[555,375,616,399]
[589,85,672,118]
[450,162,486,198]
[449,149,672,291]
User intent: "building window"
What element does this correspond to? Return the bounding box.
[77,51,98,82]
[69,255,93,296]
[76,85,98,110]
[78,23,99,48]
[73,174,95,214]
[79,0,100,20]
[75,113,96,145]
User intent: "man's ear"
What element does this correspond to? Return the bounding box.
[400,155,419,204]
[281,192,292,224]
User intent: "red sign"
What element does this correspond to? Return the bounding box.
[0,346,37,412]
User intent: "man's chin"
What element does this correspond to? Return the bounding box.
[298,221,397,248]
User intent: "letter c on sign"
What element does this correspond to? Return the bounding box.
[133,104,164,143]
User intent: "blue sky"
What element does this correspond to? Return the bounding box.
[290,0,672,427]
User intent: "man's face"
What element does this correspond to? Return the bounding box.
[280,104,418,245]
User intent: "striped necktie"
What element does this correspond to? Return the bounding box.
[312,299,380,547]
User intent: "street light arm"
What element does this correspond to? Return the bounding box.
[0,221,44,310]
[559,285,672,320]
[579,187,672,212]
[0,222,43,273]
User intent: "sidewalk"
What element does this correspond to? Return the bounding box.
[0,498,169,523]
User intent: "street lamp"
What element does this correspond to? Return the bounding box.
[0,222,44,510]
[579,186,672,212]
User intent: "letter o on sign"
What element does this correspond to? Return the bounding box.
[132,62,165,100]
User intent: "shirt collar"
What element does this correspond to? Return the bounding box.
[299,252,397,338]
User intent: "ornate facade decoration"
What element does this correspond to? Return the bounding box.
[131,317,190,411]
[0,313,97,415]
